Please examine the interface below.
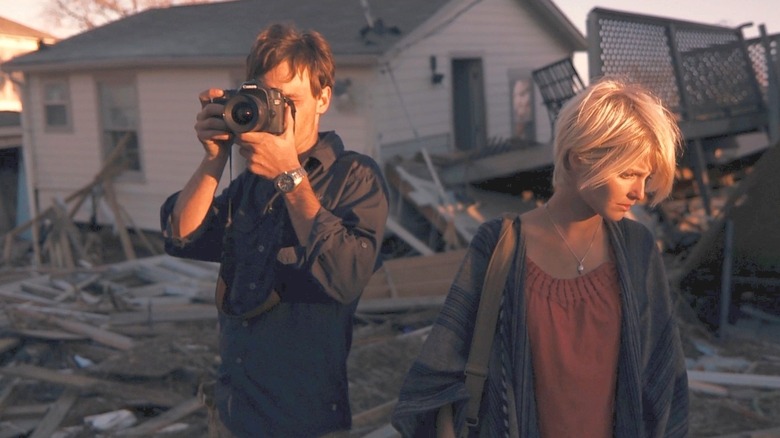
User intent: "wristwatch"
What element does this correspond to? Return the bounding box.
[274,167,307,193]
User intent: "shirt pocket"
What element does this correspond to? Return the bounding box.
[230,207,268,264]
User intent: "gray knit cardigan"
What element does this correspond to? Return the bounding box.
[391,215,689,437]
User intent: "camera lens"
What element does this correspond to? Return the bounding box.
[231,101,256,126]
[223,92,272,134]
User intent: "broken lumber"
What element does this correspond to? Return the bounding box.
[28,388,78,438]
[352,398,397,430]
[363,249,465,300]
[113,396,203,436]
[711,426,780,438]
[687,370,780,390]
[14,307,134,350]
[0,364,185,407]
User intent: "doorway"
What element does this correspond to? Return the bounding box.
[452,58,487,151]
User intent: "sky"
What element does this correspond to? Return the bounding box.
[2,0,778,40]
[1,0,778,75]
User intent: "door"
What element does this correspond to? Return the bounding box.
[452,58,487,151]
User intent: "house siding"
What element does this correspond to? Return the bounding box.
[27,66,376,230]
[29,68,238,230]
[373,0,571,153]
[320,67,377,158]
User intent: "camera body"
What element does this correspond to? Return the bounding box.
[218,81,293,135]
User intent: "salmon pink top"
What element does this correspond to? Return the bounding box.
[525,257,622,438]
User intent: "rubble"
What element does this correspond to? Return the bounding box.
[1,68,779,438]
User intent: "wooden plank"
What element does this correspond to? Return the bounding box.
[357,296,446,313]
[109,303,217,326]
[363,424,401,438]
[687,370,780,389]
[0,337,20,355]
[29,388,78,438]
[113,397,203,436]
[688,380,729,396]
[352,399,397,429]
[8,304,109,324]
[362,278,454,300]
[438,142,554,185]
[0,364,184,407]
[382,249,467,271]
[0,404,49,418]
[12,329,87,341]
[158,257,217,279]
[364,250,465,299]
[0,287,58,305]
[102,180,136,261]
[19,281,62,299]
[366,269,459,290]
[15,307,134,350]
[711,427,780,438]
[384,217,434,256]
[0,377,20,410]
[0,418,37,438]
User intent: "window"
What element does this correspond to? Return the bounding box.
[97,78,142,174]
[42,80,71,130]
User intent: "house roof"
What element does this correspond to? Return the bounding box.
[0,16,57,42]
[3,0,586,73]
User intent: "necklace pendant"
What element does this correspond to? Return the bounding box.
[577,263,585,274]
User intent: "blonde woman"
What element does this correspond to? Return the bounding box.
[392,77,689,437]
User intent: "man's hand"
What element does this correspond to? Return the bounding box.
[235,105,301,179]
[195,89,234,158]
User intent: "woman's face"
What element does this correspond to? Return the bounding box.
[577,159,654,221]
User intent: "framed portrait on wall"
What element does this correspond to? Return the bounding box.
[508,69,535,142]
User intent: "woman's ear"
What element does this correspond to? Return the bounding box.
[565,151,589,184]
[565,150,580,171]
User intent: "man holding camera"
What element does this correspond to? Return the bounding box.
[160,23,388,437]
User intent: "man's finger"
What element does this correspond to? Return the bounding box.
[199,88,227,108]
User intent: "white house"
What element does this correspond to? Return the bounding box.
[3,0,585,231]
[0,17,56,234]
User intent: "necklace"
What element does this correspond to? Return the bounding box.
[544,203,601,275]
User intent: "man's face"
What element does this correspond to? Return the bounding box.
[262,62,331,154]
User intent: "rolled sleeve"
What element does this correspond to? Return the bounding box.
[159,190,228,263]
[304,158,389,304]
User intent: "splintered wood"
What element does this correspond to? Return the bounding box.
[0,255,219,436]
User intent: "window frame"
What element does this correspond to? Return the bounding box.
[95,74,144,181]
[41,78,72,132]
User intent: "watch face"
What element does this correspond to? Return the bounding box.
[274,167,306,193]
[275,174,295,192]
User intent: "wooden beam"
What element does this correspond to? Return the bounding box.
[711,427,780,438]
[352,399,397,429]
[113,397,203,436]
[109,303,217,326]
[102,180,136,261]
[687,370,780,389]
[357,296,446,313]
[29,388,78,438]
[15,307,134,350]
[0,365,184,407]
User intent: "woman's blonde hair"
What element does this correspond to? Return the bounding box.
[552,77,681,206]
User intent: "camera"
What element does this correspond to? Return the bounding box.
[217,81,294,135]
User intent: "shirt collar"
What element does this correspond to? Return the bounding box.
[301,131,343,173]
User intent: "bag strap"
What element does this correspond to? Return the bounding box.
[460,213,518,438]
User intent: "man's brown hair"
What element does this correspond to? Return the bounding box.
[246,23,335,97]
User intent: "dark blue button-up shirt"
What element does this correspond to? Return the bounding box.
[161,131,389,437]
